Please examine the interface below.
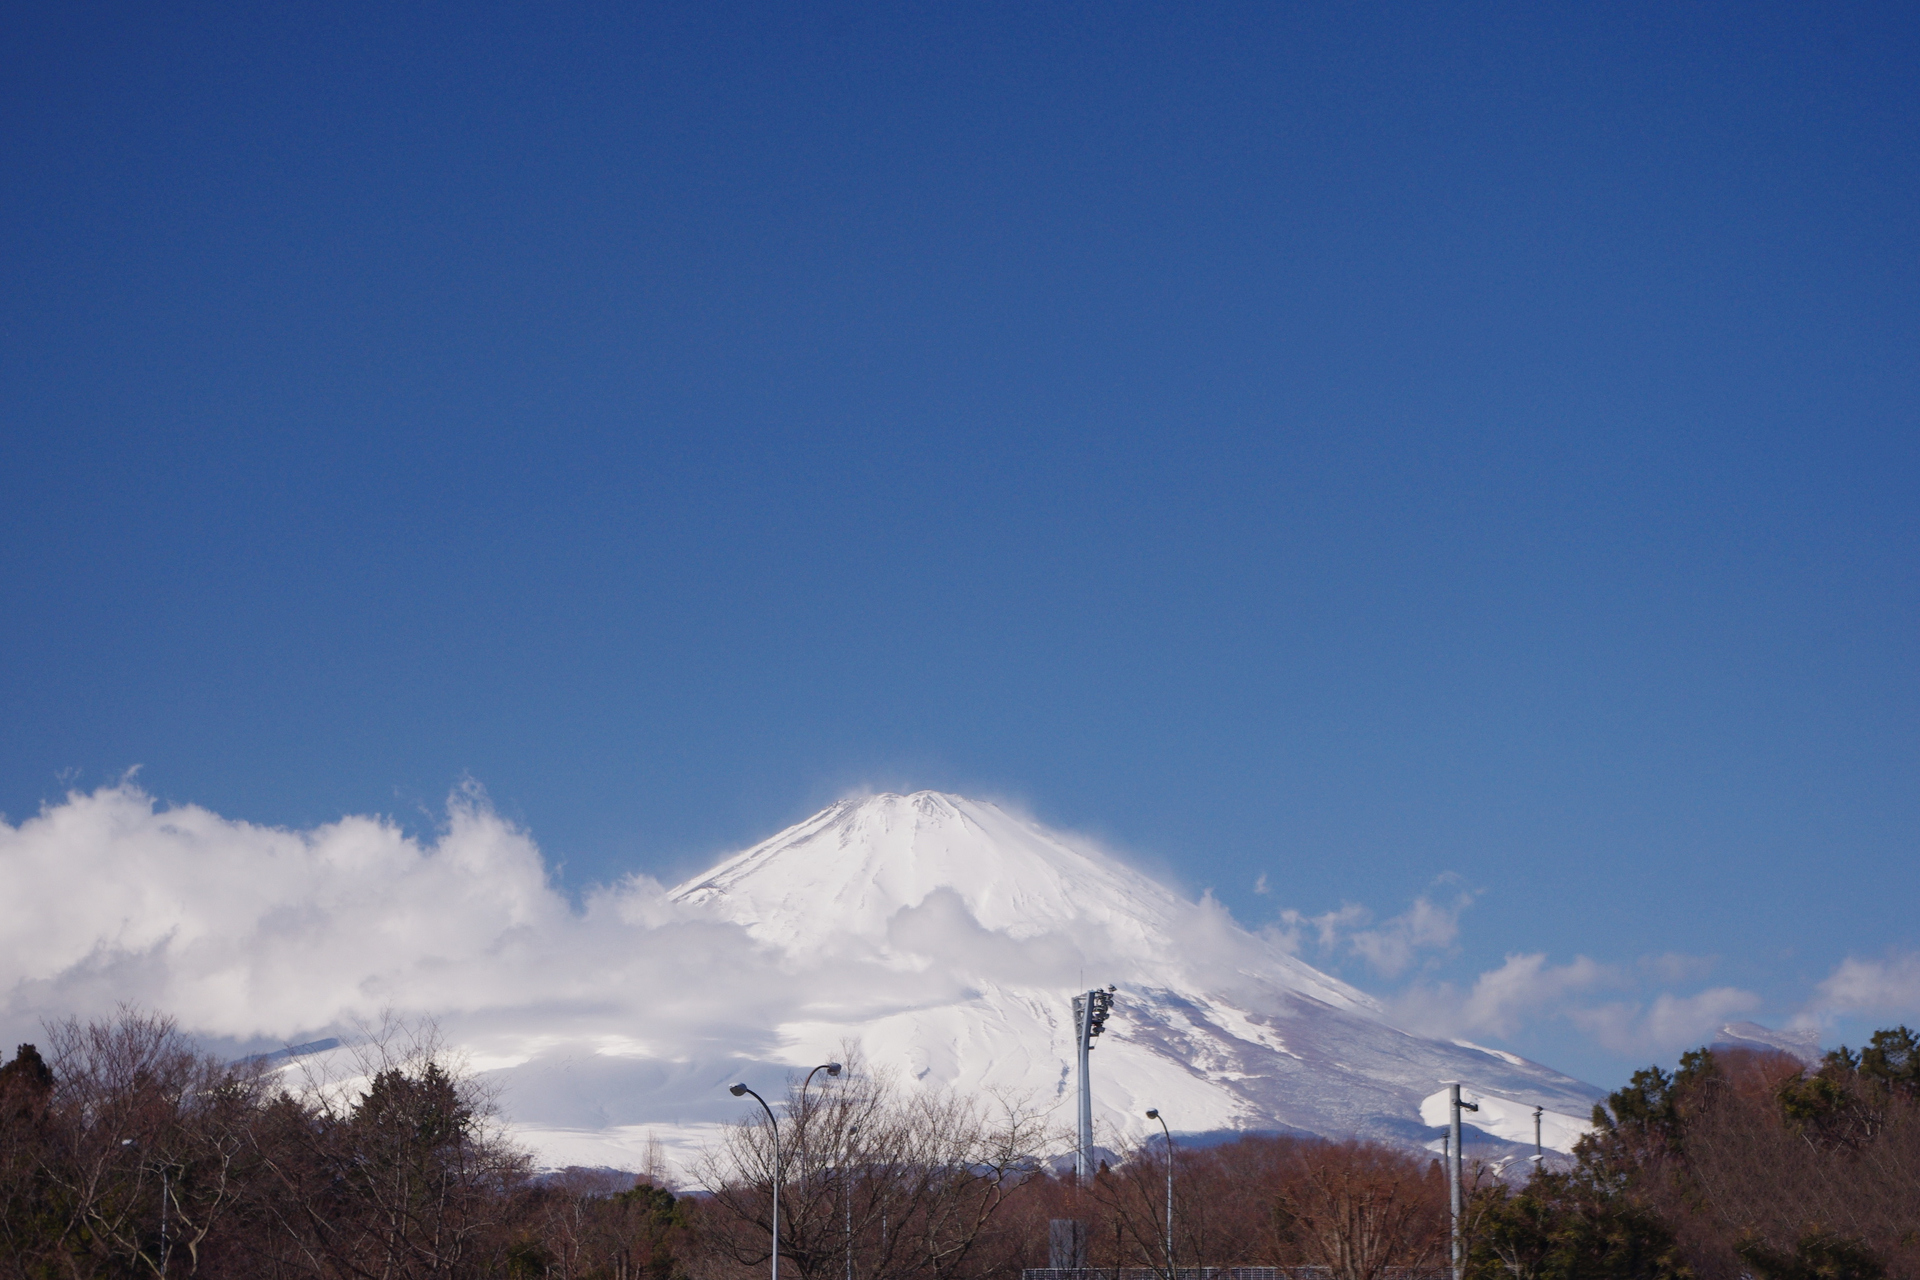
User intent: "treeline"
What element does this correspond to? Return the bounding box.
[1466,1028,1920,1280]
[0,1012,681,1279]
[2,1012,1915,1280]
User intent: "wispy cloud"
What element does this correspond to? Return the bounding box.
[1569,988,1763,1056]
[1272,891,1474,978]
[1387,951,1761,1057]
[1390,953,1612,1039]
[1800,950,1920,1024]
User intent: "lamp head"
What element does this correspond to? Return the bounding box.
[729,1083,748,1097]
[1145,1109,1159,1119]
[826,1062,843,1077]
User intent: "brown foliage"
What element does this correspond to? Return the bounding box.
[1075,1132,1446,1280]
[1564,1033,1920,1280]
[692,1051,1051,1280]
[1658,1048,1920,1280]
[0,1011,1462,1280]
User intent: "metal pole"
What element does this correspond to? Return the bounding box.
[1072,988,1115,1184]
[1447,1083,1480,1280]
[731,1084,781,1280]
[1533,1106,1543,1166]
[845,1124,858,1280]
[1449,1084,1462,1280]
[1146,1110,1173,1280]
[1075,994,1093,1182]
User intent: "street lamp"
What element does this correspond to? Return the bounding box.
[731,1065,842,1280]
[1145,1110,1173,1280]
[730,1084,782,1280]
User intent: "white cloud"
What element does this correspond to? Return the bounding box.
[1386,951,1763,1058]
[1390,953,1612,1039]
[1462,954,1612,1036]
[0,782,1405,1175]
[0,782,1806,1130]
[1274,903,1369,953]
[1,782,1366,1089]
[0,782,847,1060]
[1349,894,1471,978]
[1276,893,1473,979]
[1569,988,1762,1056]
[1804,951,1920,1021]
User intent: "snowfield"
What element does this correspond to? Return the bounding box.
[0,783,1599,1180]
[487,792,1599,1174]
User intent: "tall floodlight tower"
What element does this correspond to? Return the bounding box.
[1071,987,1116,1182]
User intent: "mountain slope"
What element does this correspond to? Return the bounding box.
[500,792,1599,1171]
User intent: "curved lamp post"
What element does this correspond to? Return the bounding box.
[729,1085,782,1280]
[1145,1110,1174,1280]
[731,1065,843,1280]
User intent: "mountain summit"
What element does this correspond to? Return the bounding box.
[668,791,1366,1010]
[499,792,1599,1167]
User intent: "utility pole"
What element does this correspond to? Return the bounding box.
[1071,987,1115,1183]
[1446,1083,1480,1280]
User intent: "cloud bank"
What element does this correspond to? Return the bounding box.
[6,783,1897,1098]
[0,782,827,1066]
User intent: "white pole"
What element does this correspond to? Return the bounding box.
[1449,1084,1462,1280]
[1447,1083,1480,1280]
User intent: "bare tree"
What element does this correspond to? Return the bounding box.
[1273,1141,1447,1280]
[28,1007,267,1277]
[695,1049,1054,1280]
[238,1015,532,1279]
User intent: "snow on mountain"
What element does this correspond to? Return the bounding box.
[1711,1020,1823,1066]
[1418,1087,1593,1156]
[497,792,1600,1172]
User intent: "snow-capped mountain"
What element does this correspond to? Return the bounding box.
[497,792,1599,1172]
[1712,1020,1823,1066]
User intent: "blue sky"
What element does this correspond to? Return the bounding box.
[2,2,1915,1086]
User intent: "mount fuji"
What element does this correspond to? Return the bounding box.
[491,792,1601,1173]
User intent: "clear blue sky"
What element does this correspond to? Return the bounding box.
[2,2,1915,1085]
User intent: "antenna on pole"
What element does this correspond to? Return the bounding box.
[1072,986,1116,1183]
